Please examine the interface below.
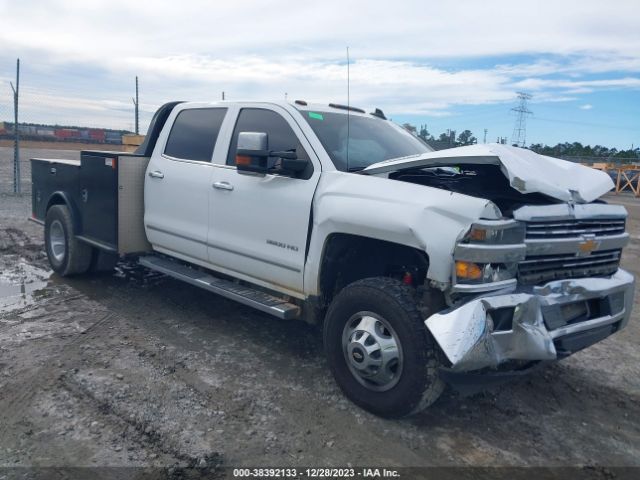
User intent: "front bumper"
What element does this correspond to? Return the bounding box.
[425,269,635,372]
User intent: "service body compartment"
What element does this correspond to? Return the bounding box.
[31,158,82,222]
[31,151,151,255]
[80,153,118,247]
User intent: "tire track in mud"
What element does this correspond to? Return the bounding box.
[0,227,32,249]
[58,373,223,472]
[64,274,435,466]
[0,236,228,468]
[0,310,116,438]
[1,293,226,469]
[0,293,86,330]
[0,227,45,263]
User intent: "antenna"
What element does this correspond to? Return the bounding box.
[511,92,532,147]
[346,46,350,171]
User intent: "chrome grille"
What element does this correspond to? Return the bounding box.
[519,249,621,285]
[519,216,625,285]
[525,219,625,239]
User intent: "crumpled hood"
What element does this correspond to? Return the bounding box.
[363,143,614,203]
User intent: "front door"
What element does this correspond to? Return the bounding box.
[208,106,321,296]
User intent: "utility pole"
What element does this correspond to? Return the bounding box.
[483,128,488,144]
[132,76,139,135]
[10,58,20,194]
[511,92,532,147]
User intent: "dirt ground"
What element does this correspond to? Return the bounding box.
[1,146,639,476]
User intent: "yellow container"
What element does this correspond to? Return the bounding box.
[122,134,145,146]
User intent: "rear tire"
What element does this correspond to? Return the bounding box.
[45,205,93,276]
[323,277,445,418]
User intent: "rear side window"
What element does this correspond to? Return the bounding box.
[164,108,227,161]
[226,108,310,167]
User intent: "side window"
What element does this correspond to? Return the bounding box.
[164,108,227,161]
[226,109,311,172]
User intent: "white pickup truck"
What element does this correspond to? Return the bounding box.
[31,100,635,417]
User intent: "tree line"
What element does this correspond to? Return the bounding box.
[403,123,639,163]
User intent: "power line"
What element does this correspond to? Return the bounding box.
[532,115,638,131]
[511,92,532,147]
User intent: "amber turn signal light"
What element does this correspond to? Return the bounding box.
[455,260,483,280]
[469,228,487,241]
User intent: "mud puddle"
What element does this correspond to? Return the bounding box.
[0,260,50,314]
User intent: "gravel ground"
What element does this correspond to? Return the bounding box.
[1,147,639,477]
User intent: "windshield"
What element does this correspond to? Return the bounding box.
[301,111,433,171]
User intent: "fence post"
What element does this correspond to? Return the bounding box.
[10,58,20,194]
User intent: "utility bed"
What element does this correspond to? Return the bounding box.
[31,150,152,255]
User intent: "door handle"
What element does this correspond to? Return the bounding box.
[148,170,164,179]
[212,181,234,191]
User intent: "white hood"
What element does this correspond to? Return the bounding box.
[363,143,614,203]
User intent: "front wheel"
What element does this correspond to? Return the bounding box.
[323,277,445,418]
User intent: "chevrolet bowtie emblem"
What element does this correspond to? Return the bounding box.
[578,238,599,255]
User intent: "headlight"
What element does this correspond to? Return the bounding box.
[454,220,525,287]
[463,220,525,245]
[455,261,518,284]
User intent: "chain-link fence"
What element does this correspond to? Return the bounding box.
[1,59,157,195]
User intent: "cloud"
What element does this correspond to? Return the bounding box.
[1,0,639,62]
[0,0,638,131]
[1,53,637,130]
[512,77,640,94]
[579,104,593,110]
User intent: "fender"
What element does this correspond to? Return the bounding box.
[303,171,501,296]
[45,191,83,235]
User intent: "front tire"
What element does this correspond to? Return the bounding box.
[45,205,93,276]
[323,277,444,418]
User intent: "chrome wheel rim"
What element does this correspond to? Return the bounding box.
[49,220,66,263]
[342,311,403,392]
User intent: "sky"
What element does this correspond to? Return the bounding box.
[0,0,638,149]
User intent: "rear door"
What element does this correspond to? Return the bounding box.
[208,106,321,296]
[144,106,227,264]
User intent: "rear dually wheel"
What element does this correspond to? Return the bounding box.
[45,205,93,276]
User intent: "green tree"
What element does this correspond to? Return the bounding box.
[418,124,433,142]
[456,130,477,146]
[402,123,417,134]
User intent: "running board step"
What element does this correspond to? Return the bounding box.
[138,255,301,320]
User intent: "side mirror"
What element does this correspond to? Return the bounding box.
[236,132,269,174]
[280,156,308,173]
[235,131,310,176]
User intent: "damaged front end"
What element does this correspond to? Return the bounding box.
[427,270,634,371]
[425,203,635,387]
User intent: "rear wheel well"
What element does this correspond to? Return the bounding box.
[46,193,66,210]
[46,193,80,234]
[318,234,429,309]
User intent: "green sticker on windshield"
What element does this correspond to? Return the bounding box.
[308,111,324,120]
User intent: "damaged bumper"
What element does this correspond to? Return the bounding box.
[425,269,635,373]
